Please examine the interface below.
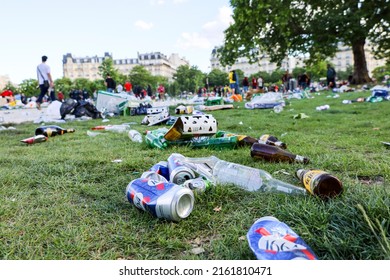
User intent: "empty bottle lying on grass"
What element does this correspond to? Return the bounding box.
[21,135,48,144]
[178,154,307,195]
[35,125,75,137]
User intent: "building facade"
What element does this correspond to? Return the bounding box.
[0,75,11,90]
[211,44,385,77]
[63,52,189,82]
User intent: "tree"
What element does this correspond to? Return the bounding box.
[218,0,390,85]
[173,65,204,93]
[18,79,39,97]
[98,58,119,81]
[128,65,154,89]
[207,69,229,88]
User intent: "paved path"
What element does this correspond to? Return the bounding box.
[0,108,47,125]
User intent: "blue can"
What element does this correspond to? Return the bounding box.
[247,216,318,260]
[126,177,194,222]
[149,161,170,182]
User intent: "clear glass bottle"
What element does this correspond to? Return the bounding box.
[179,154,306,195]
[251,143,309,163]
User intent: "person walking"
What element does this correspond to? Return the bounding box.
[36,55,53,110]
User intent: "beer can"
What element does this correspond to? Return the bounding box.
[247,216,318,260]
[126,178,194,222]
[149,161,170,182]
[167,153,195,185]
[181,177,211,193]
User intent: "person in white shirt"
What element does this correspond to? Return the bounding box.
[257,76,264,90]
[36,55,53,110]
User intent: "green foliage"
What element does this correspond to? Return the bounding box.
[219,0,389,84]
[98,58,119,81]
[18,79,39,97]
[173,65,205,93]
[372,63,390,83]
[128,65,153,89]
[1,81,17,93]
[207,68,229,87]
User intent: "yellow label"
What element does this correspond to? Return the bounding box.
[259,134,270,142]
[302,170,326,194]
[46,128,53,137]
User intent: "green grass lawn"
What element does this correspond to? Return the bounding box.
[0,90,389,260]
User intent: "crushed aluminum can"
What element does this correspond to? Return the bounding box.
[247,216,318,260]
[167,153,195,185]
[126,177,194,222]
[148,161,170,182]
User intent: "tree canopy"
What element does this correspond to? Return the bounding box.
[218,0,390,84]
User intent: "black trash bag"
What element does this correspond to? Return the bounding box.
[60,98,78,119]
[73,100,102,119]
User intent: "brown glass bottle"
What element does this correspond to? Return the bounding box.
[296,169,343,198]
[259,134,287,149]
[250,143,309,164]
[238,136,258,147]
[35,125,75,137]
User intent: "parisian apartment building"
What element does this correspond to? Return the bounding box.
[210,43,386,78]
[62,52,190,82]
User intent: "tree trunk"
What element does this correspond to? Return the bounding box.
[351,39,372,85]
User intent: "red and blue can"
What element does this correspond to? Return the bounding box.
[247,216,318,260]
[126,177,194,222]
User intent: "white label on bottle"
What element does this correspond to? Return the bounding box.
[295,155,305,163]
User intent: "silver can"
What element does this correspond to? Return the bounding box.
[167,153,195,185]
[126,178,194,222]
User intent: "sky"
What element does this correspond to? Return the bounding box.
[1,0,233,84]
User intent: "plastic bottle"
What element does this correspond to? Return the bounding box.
[247,216,318,260]
[273,105,284,113]
[104,125,129,133]
[35,125,75,137]
[296,169,343,198]
[251,143,309,164]
[259,134,287,149]
[91,125,129,133]
[179,154,306,195]
[128,130,143,143]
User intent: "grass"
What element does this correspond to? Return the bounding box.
[0,89,389,260]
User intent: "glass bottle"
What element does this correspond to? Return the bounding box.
[250,143,309,164]
[296,169,343,198]
[145,128,168,149]
[21,135,48,144]
[35,125,75,137]
[259,134,287,149]
[179,154,306,195]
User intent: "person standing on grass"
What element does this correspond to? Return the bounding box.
[105,74,116,93]
[36,55,53,110]
[327,64,336,89]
